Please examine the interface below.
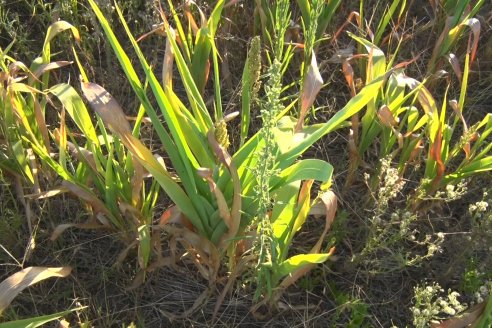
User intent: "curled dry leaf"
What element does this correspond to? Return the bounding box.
[377,105,399,127]
[162,27,175,90]
[430,124,445,191]
[24,187,67,200]
[44,21,80,47]
[332,11,362,44]
[61,180,113,221]
[447,54,462,82]
[161,225,220,282]
[50,221,105,241]
[32,61,72,80]
[296,51,323,132]
[449,100,471,159]
[312,190,337,253]
[0,266,72,314]
[344,129,361,190]
[81,82,145,201]
[159,205,192,229]
[80,82,131,136]
[460,18,480,64]
[342,60,356,97]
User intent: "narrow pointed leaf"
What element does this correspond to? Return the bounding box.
[0,307,85,328]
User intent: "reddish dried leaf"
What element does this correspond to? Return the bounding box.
[461,18,480,64]
[409,138,424,163]
[332,11,362,44]
[184,1,201,35]
[377,105,398,127]
[32,95,51,152]
[447,54,462,82]
[430,124,445,190]
[342,60,356,97]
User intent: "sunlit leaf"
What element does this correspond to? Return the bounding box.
[0,267,71,314]
[296,51,323,132]
[80,82,131,136]
[0,307,85,328]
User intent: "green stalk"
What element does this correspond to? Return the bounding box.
[253,0,290,301]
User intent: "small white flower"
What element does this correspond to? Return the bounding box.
[476,201,488,212]
[443,306,456,315]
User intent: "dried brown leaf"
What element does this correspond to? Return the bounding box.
[296,51,323,132]
[32,61,72,80]
[80,82,131,136]
[344,129,359,189]
[447,54,462,82]
[58,319,70,328]
[343,60,356,97]
[430,124,445,190]
[61,180,113,220]
[332,11,362,44]
[461,18,480,64]
[32,95,51,152]
[0,266,71,314]
[50,221,105,241]
[25,187,67,200]
[449,100,471,159]
[312,191,337,253]
[377,105,398,127]
[162,27,175,90]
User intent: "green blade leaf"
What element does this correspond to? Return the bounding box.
[0,307,86,328]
